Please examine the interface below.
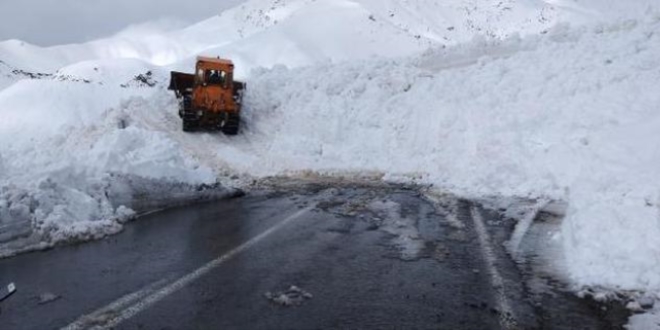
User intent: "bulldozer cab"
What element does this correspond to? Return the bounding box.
[188,57,241,114]
[195,57,233,89]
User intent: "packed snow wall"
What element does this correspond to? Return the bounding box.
[228,16,660,292]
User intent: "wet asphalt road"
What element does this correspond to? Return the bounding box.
[0,184,628,329]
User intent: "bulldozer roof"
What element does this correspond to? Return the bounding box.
[197,56,233,66]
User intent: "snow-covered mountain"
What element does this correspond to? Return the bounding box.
[1,0,660,314]
[0,0,586,75]
[0,0,650,76]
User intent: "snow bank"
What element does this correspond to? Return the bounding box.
[0,61,234,255]
[224,15,660,292]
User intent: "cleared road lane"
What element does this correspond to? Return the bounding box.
[0,183,629,329]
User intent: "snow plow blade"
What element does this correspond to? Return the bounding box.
[168,71,194,98]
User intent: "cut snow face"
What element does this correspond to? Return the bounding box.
[230,15,660,293]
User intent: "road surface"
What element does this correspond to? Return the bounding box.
[0,183,628,329]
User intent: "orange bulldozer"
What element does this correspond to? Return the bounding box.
[168,56,246,134]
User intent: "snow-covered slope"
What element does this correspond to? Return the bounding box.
[0,0,570,76]
[1,0,660,311]
[0,0,650,76]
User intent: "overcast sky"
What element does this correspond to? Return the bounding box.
[0,0,246,46]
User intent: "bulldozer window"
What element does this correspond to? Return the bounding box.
[225,72,233,89]
[196,68,205,85]
[205,70,230,88]
[195,68,230,88]
[207,70,224,85]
